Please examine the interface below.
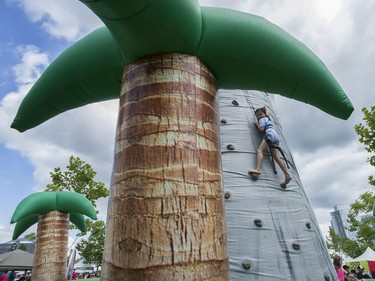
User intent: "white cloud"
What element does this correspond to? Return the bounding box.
[313,207,335,239]
[0,225,13,243]
[0,41,117,194]
[12,45,49,85]
[8,0,103,41]
[23,100,118,191]
[0,46,46,150]
[296,142,372,196]
[290,141,373,236]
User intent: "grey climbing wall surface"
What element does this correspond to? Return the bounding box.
[219,90,335,281]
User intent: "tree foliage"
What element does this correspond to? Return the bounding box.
[327,227,362,258]
[44,155,109,261]
[355,106,375,186]
[345,192,375,252]
[23,232,36,241]
[327,106,375,258]
[75,220,106,268]
[45,155,109,208]
[19,244,27,251]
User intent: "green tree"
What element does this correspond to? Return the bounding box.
[327,227,363,258]
[75,220,105,269]
[19,244,27,251]
[355,106,375,186]
[45,156,109,266]
[326,228,344,256]
[345,192,375,253]
[46,153,109,265]
[327,106,375,257]
[348,106,375,254]
[46,155,109,209]
[23,232,36,241]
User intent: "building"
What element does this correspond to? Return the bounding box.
[330,205,348,237]
[0,238,35,254]
[330,205,356,240]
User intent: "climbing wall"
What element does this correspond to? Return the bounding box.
[219,90,335,281]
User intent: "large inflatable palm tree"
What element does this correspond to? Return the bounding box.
[11,1,353,280]
[11,192,97,281]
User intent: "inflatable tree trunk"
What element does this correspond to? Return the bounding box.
[102,53,229,280]
[32,211,69,281]
[220,89,336,280]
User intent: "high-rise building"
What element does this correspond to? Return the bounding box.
[330,205,356,240]
[330,205,348,237]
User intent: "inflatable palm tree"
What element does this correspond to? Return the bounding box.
[11,1,353,280]
[11,192,97,281]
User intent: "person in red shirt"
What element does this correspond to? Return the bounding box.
[0,270,8,281]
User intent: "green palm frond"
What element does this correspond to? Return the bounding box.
[11,192,97,239]
[11,1,353,132]
[12,212,88,240]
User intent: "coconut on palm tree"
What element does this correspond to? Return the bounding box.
[11,191,97,281]
[11,1,353,280]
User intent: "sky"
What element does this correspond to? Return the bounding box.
[0,0,374,247]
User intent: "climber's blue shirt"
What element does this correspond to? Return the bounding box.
[258,117,280,146]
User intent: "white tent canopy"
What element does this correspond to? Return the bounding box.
[346,247,375,262]
[354,247,375,261]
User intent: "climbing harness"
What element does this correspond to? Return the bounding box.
[259,116,290,174]
[266,138,290,174]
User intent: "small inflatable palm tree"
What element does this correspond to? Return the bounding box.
[11,191,97,281]
[11,1,353,280]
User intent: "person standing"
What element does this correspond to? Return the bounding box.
[356,265,370,279]
[333,256,345,281]
[0,270,8,281]
[6,271,15,281]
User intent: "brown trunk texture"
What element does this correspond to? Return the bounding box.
[32,210,69,281]
[101,53,230,280]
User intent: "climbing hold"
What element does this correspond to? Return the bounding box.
[306,221,312,229]
[226,144,235,150]
[323,272,331,281]
[248,171,259,181]
[232,100,239,106]
[241,259,252,270]
[221,118,227,124]
[224,191,231,200]
[254,218,262,227]
[292,242,300,250]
